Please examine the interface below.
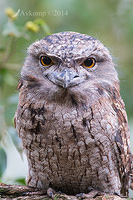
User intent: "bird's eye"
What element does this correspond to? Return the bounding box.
[83,57,96,68]
[40,56,53,66]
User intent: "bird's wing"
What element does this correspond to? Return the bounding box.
[112,98,133,196]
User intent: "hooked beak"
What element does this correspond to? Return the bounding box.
[46,68,83,88]
[54,69,79,88]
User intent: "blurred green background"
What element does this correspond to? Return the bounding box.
[0,0,133,188]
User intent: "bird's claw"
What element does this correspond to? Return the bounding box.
[47,187,56,198]
[76,190,102,199]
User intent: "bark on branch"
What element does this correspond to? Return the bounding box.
[0,183,129,200]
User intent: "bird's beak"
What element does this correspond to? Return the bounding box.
[55,69,77,88]
[47,68,80,88]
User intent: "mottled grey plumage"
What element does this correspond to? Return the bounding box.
[14,32,132,197]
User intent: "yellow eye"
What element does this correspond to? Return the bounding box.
[40,56,53,66]
[83,57,96,68]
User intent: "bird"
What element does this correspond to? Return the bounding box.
[14,31,133,197]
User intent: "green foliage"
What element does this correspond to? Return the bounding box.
[14,178,25,185]
[0,148,7,179]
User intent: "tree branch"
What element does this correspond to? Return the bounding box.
[0,183,129,200]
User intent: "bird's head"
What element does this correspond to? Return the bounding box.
[20,32,119,105]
